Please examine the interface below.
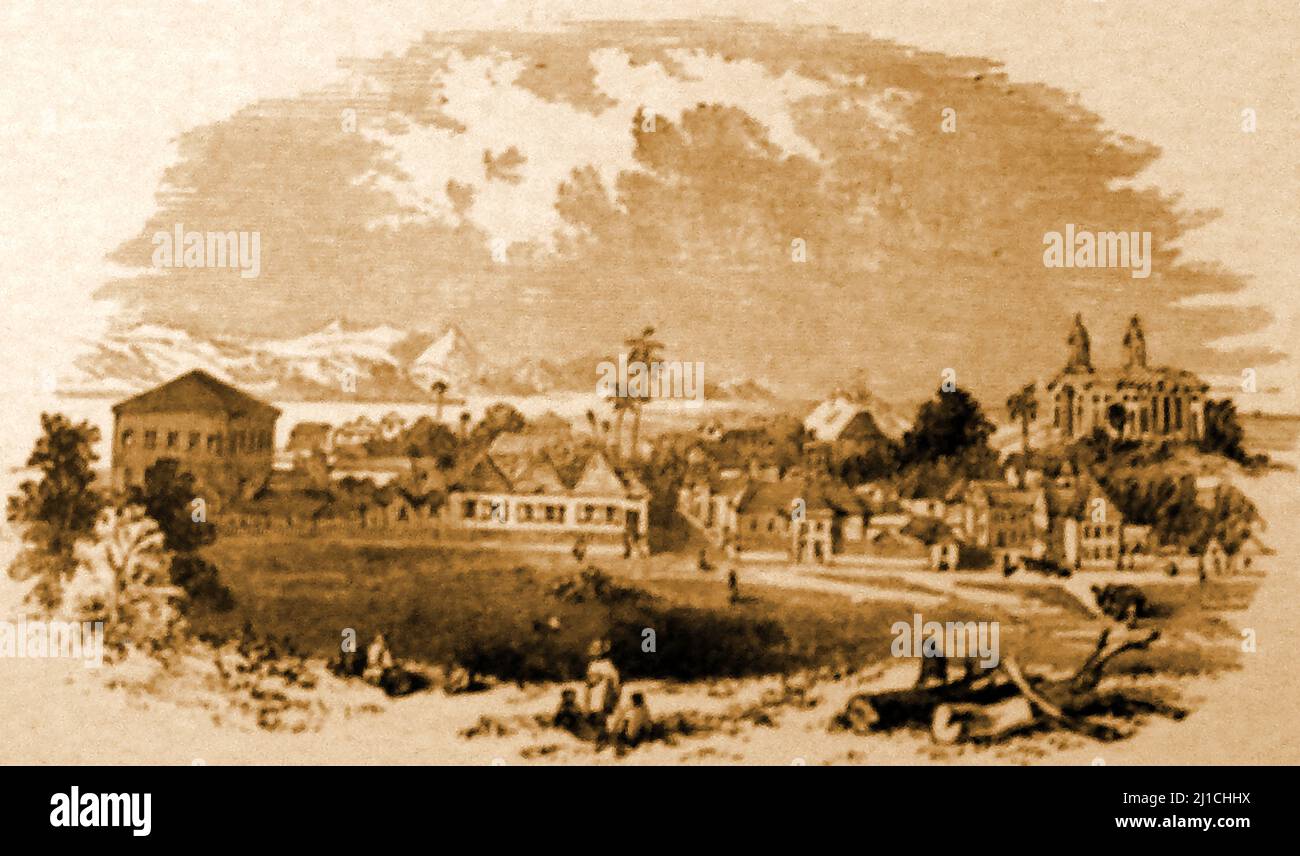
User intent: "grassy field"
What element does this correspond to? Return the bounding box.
[192,535,1254,685]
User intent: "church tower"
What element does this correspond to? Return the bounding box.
[1065,313,1093,372]
[1123,315,1148,369]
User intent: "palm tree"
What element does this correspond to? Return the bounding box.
[431,380,449,422]
[1006,383,1039,475]
[624,325,665,462]
[609,395,631,462]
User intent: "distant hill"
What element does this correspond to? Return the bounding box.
[61,321,779,404]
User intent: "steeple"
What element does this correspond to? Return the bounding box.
[1123,315,1147,369]
[1065,313,1092,372]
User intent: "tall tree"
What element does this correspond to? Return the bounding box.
[1199,398,1252,464]
[128,459,216,554]
[7,413,104,559]
[902,386,997,465]
[624,325,665,462]
[473,402,527,444]
[898,386,999,494]
[1006,383,1039,473]
[431,380,449,422]
[128,459,232,611]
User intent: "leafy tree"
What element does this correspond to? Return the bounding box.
[7,414,104,604]
[472,402,527,444]
[168,554,235,612]
[127,459,231,611]
[837,441,899,486]
[129,459,216,553]
[1199,398,1259,465]
[901,386,996,465]
[403,416,459,465]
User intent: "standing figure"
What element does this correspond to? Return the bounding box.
[583,639,621,719]
[362,632,395,685]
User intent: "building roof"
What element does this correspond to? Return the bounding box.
[734,478,861,516]
[113,370,280,419]
[804,397,881,443]
[511,458,569,494]
[445,446,643,499]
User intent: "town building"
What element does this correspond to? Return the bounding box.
[111,369,279,504]
[803,396,887,445]
[286,422,332,459]
[1043,314,1208,442]
[679,472,870,564]
[1042,473,1126,569]
[445,447,649,550]
[956,480,1048,557]
[332,416,379,448]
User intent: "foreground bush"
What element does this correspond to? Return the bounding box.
[60,506,186,656]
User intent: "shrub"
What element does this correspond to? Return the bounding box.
[61,506,186,656]
[169,555,235,612]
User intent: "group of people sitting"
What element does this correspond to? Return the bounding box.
[552,639,653,754]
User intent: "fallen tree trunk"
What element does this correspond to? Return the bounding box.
[836,626,1169,744]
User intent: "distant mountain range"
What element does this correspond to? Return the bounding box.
[59,321,780,404]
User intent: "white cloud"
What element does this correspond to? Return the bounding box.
[374,47,832,252]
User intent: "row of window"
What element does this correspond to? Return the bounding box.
[462,499,624,525]
[120,428,272,455]
[1055,395,1191,434]
[994,529,1032,548]
[1082,524,1117,539]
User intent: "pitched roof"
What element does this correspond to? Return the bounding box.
[570,450,632,496]
[447,452,513,493]
[113,370,279,418]
[512,458,568,494]
[734,478,859,516]
[804,397,894,442]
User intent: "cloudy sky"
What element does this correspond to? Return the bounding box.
[1,0,1295,430]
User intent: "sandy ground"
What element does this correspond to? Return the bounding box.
[1,449,1295,766]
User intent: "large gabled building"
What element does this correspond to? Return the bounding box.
[444,444,650,548]
[1043,314,1208,442]
[111,370,280,504]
